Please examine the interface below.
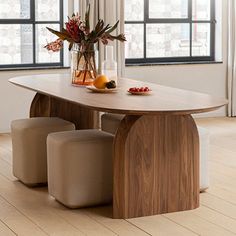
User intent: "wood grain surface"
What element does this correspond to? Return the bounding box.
[113,114,199,219]
[9,74,227,115]
[30,93,99,129]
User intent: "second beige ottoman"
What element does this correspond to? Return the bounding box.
[47,130,114,208]
[11,117,75,186]
[101,113,124,135]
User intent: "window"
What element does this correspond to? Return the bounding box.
[125,0,216,64]
[0,0,63,69]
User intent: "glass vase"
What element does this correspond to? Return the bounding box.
[71,44,98,86]
[102,46,118,84]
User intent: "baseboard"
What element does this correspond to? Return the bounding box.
[0,129,10,134]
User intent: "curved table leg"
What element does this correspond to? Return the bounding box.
[30,93,99,129]
[113,114,199,219]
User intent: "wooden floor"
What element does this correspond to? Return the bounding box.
[0,117,236,235]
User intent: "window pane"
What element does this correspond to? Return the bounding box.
[0,24,33,65]
[125,0,144,21]
[149,0,188,19]
[146,24,190,58]
[192,0,211,21]
[192,23,210,56]
[125,24,144,59]
[0,0,30,19]
[36,24,60,63]
[35,0,60,21]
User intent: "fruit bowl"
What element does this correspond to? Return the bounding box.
[128,87,152,95]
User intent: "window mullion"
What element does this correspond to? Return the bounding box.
[189,0,192,57]
[35,21,61,24]
[31,0,36,65]
[60,0,64,66]
[145,19,190,24]
[210,0,215,60]
[144,0,149,59]
[0,19,33,24]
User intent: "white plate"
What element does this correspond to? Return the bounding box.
[86,86,117,93]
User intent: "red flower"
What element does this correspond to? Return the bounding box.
[44,38,63,52]
[66,19,80,42]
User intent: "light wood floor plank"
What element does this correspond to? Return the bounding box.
[209,161,236,178]
[0,147,12,165]
[209,171,236,194]
[0,134,12,152]
[0,175,85,236]
[128,215,198,236]
[46,194,150,236]
[200,193,236,220]
[193,206,236,234]
[164,210,235,236]
[0,220,16,236]
[196,117,236,133]
[210,136,236,152]
[209,144,236,167]
[0,195,47,235]
[0,158,16,181]
[206,186,236,206]
[47,200,118,236]
[82,206,151,236]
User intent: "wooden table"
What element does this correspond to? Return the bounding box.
[9,74,227,219]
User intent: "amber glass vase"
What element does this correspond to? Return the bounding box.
[71,44,98,86]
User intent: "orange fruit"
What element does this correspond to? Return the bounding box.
[93,75,109,89]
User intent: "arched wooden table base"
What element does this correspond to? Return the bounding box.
[113,114,199,219]
[30,93,99,129]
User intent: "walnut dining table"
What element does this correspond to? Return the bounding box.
[9,74,227,219]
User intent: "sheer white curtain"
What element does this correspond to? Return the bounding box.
[227,0,236,116]
[76,0,125,77]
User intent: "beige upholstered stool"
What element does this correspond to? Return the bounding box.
[101,113,124,135]
[47,129,114,208]
[101,113,210,192]
[198,127,210,192]
[11,117,75,186]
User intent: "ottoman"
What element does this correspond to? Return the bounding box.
[11,117,75,186]
[47,129,114,208]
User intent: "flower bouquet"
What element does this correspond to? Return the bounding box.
[45,5,126,85]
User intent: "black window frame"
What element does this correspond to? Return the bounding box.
[0,0,64,69]
[125,0,216,65]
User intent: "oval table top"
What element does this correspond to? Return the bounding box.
[9,74,227,115]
